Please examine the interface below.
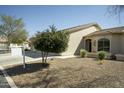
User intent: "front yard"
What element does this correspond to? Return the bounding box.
[5,57,124,88]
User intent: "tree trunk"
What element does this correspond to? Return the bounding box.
[42,51,48,63]
[45,52,48,63]
[41,51,45,63]
[7,39,10,50]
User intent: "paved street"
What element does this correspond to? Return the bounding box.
[0,71,10,88]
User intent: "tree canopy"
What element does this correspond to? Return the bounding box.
[31,25,69,62]
[0,15,28,45]
[9,29,28,44]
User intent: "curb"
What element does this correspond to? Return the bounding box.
[0,66,17,88]
[26,55,78,63]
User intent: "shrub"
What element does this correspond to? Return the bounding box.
[31,25,69,63]
[97,51,107,65]
[97,51,106,60]
[80,49,87,58]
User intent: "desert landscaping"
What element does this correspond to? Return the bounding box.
[5,57,124,88]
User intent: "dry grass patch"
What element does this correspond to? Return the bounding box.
[5,58,124,88]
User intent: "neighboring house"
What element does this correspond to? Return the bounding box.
[10,41,31,50]
[61,23,124,56]
[0,34,8,50]
[0,31,30,51]
[0,31,7,49]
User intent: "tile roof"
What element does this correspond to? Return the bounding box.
[85,26,124,37]
[63,22,101,33]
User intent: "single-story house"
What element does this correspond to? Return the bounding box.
[1,23,124,60]
[0,34,8,53]
[61,23,124,58]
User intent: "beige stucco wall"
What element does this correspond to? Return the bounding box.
[120,34,124,54]
[101,34,124,54]
[111,34,121,54]
[61,26,99,55]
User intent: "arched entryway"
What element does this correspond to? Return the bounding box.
[85,39,92,52]
[98,38,110,52]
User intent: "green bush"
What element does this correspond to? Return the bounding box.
[97,51,106,60]
[32,25,69,63]
[80,49,87,58]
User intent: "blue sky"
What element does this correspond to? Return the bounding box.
[0,5,124,37]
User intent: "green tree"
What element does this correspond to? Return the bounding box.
[32,25,69,63]
[0,15,28,45]
[9,30,28,44]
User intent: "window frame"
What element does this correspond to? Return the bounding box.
[98,38,110,52]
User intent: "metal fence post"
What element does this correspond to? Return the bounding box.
[22,46,26,69]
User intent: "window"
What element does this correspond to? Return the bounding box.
[98,38,110,52]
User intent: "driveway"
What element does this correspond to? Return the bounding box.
[0,51,76,67]
[0,53,33,67]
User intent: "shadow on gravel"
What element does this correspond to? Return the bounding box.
[5,62,49,76]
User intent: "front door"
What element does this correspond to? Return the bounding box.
[85,39,92,52]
